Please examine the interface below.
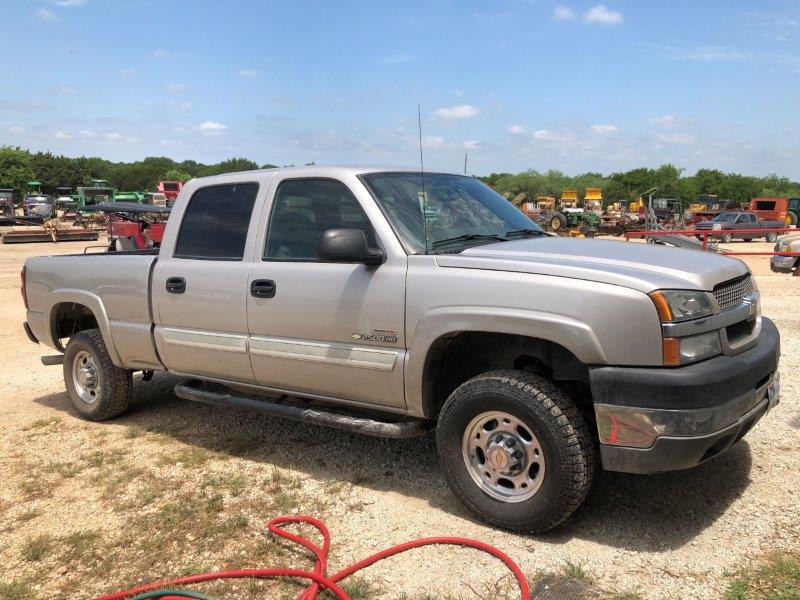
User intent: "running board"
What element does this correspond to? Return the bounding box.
[174,380,431,439]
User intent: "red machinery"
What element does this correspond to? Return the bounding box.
[157,180,183,203]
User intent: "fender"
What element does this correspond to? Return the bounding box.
[404,306,606,417]
[45,289,123,367]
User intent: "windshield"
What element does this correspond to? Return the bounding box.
[713,213,736,222]
[361,172,541,253]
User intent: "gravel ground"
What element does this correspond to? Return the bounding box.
[0,235,797,599]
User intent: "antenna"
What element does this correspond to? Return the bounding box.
[418,104,429,254]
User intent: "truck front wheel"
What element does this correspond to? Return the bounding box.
[63,329,133,421]
[436,370,594,533]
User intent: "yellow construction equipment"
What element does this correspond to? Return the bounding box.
[584,188,603,213]
[559,189,579,210]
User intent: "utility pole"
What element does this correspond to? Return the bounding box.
[464,153,468,174]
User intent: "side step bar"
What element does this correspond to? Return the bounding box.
[174,380,431,439]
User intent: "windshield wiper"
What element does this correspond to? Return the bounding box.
[430,233,508,250]
[505,228,546,238]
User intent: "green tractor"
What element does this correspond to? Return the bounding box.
[74,180,116,209]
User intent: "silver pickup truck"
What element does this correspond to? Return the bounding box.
[22,167,781,532]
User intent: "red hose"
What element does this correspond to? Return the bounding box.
[96,514,530,600]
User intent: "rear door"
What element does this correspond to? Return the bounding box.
[153,179,265,383]
[245,175,408,410]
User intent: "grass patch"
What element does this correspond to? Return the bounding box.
[20,475,49,500]
[725,552,800,600]
[0,581,34,600]
[24,416,61,430]
[204,472,247,496]
[43,460,84,479]
[124,426,143,439]
[321,576,382,599]
[158,446,211,468]
[83,447,127,468]
[62,530,101,560]
[562,559,592,582]
[16,508,39,523]
[20,535,54,562]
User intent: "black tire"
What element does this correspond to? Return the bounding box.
[721,232,733,244]
[63,329,133,421]
[436,370,594,533]
[766,232,778,243]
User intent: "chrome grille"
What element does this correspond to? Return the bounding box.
[713,274,753,311]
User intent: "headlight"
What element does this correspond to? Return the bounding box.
[712,223,722,230]
[650,290,714,322]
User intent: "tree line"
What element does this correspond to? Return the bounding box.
[481,164,800,205]
[0,146,277,198]
[2,145,799,205]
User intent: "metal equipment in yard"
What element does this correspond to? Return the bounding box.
[0,188,16,224]
[73,180,115,210]
[1,217,98,244]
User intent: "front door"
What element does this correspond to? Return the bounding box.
[153,181,261,383]
[246,177,407,410]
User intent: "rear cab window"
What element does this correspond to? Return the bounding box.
[174,183,259,260]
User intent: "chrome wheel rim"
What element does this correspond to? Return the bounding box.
[462,410,546,503]
[72,350,100,404]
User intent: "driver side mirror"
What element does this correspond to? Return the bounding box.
[318,228,385,265]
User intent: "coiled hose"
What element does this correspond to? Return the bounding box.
[96,514,530,600]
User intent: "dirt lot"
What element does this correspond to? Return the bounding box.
[0,235,798,599]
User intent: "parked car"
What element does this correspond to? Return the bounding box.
[694,211,785,243]
[770,232,800,275]
[22,167,781,532]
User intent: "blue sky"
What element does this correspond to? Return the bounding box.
[2,0,800,177]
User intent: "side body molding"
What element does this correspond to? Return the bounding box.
[404,306,606,417]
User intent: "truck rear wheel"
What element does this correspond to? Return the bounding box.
[63,329,133,421]
[721,232,733,244]
[436,370,594,533]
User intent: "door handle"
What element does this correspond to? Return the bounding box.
[251,279,276,298]
[166,277,186,294]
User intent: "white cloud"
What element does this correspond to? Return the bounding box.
[506,124,527,134]
[167,83,186,92]
[104,132,121,140]
[37,8,58,21]
[583,5,623,25]
[151,48,169,59]
[533,129,576,143]
[553,6,575,21]
[431,104,480,120]
[199,121,227,135]
[376,54,414,64]
[120,68,137,76]
[656,133,695,144]
[51,0,88,6]
[422,135,446,149]
[9,125,24,133]
[125,136,140,143]
[57,84,75,94]
[79,130,94,138]
[671,46,754,63]
[237,69,260,77]
[464,140,478,149]
[590,124,618,134]
[453,89,464,97]
[177,101,192,110]
[54,131,72,139]
[651,115,677,129]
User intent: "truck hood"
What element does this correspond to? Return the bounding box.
[435,237,748,293]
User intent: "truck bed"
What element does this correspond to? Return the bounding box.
[25,252,161,370]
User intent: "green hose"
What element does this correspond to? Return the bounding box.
[129,590,217,600]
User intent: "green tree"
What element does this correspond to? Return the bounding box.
[0,146,36,201]
[163,168,192,183]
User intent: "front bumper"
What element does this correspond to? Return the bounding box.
[770,255,796,272]
[590,317,780,474]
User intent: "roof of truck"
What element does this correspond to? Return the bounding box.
[189,165,465,182]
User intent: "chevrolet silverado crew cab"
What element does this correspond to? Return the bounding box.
[22,167,781,532]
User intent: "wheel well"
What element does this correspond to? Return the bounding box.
[52,302,99,349]
[422,332,592,420]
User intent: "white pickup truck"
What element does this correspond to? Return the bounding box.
[22,167,781,532]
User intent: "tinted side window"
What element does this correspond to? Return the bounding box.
[174,183,259,260]
[264,179,374,260]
